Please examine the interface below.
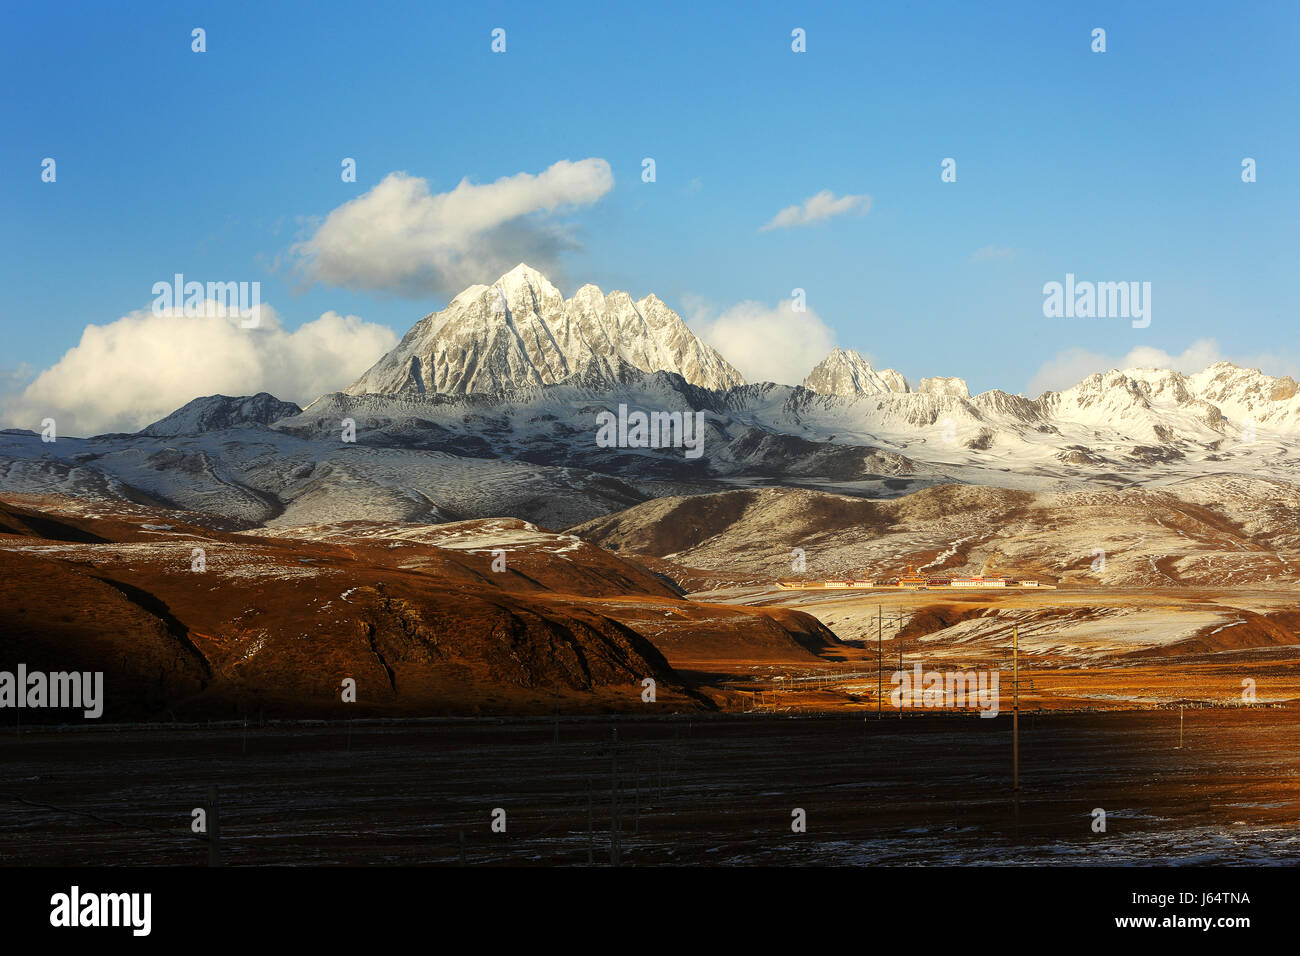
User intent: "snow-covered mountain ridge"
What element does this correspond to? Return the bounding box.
[345,263,744,396]
[4,261,1300,532]
[341,264,1300,451]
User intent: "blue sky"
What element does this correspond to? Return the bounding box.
[2,0,1298,432]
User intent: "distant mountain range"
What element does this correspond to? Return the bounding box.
[3,264,1299,532]
[340,263,1300,425]
[339,263,1300,443]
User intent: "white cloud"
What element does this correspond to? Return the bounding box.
[1122,340,1225,374]
[1027,338,1238,396]
[689,299,837,385]
[0,362,36,396]
[2,304,397,436]
[291,159,614,295]
[1027,348,1121,397]
[970,245,1016,262]
[760,189,871,232]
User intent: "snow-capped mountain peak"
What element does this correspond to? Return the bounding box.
[917,376,970,399]
[802,348,910,396]
[345,264,744,396]
[1186,361,1300,426]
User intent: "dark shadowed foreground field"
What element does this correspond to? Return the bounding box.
[2,710,1298,866]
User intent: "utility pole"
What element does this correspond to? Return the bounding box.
[898,610,904,720]
[1012,624,1020,792]
[872,606,905,717]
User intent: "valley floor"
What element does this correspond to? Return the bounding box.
[2,711,1298,865]
[693,585,1300,712]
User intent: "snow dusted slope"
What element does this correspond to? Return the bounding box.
[572,477,1300,590]
[0,424,655,529]
[293,373,934,494]
[345,263,745,396]
[139,393,303,437]
[762,355,1300,481]
[7,348,1300,531]
[298,353,1300,499]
